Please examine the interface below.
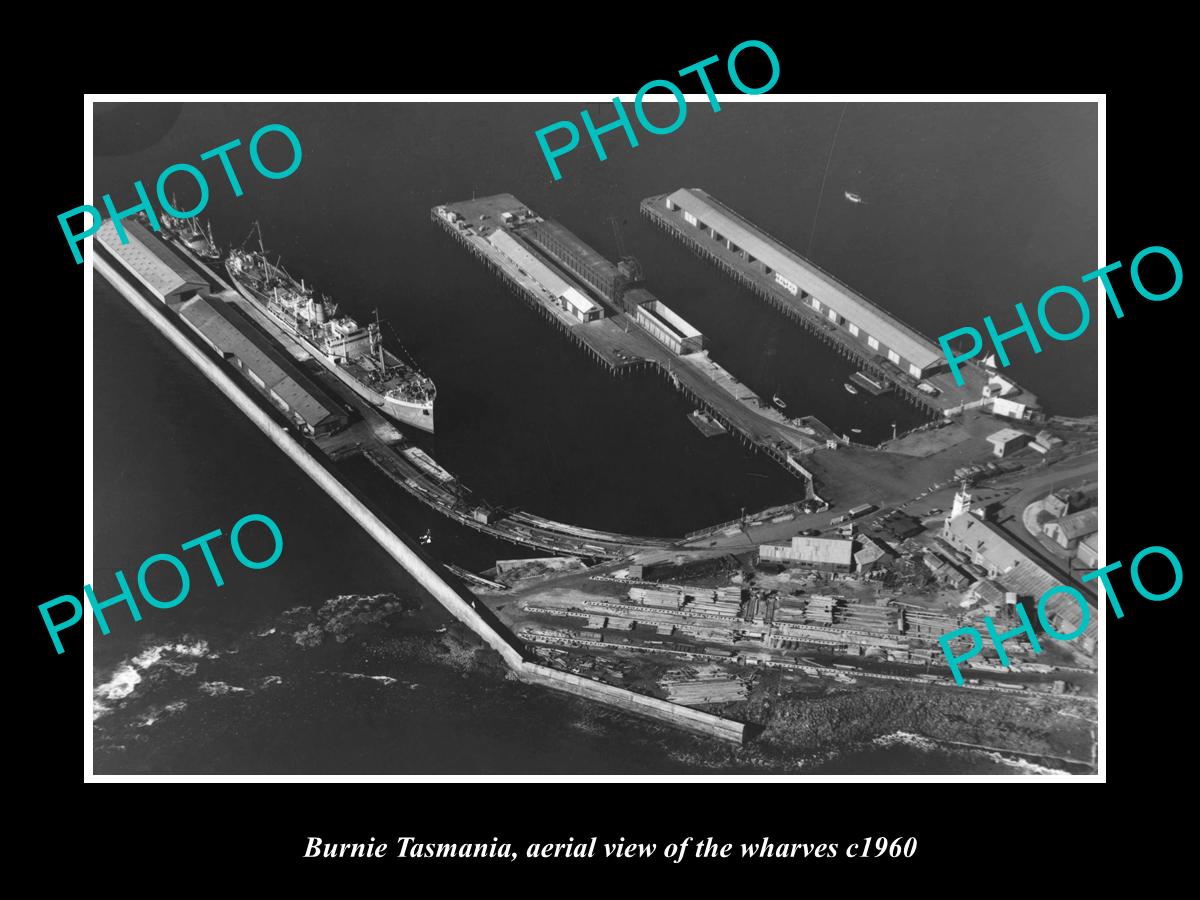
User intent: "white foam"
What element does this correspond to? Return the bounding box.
[93,640,210,719]
[333,672,398,685]
[198,681,248,696]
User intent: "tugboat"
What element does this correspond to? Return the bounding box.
[158,196,221,259]
[844,383,860,395]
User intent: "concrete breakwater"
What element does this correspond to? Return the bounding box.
[94,255,747,746]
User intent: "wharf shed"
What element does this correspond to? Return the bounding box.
[96,218,207,307]
[635,299,705,354]
[179,296,347,436]
[487,229,604,322]
[662,188,944,379]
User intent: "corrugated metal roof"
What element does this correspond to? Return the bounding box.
[487,229,573,296]
[1053,508,1098,541]
[179,297,341,429]
[987,428,1030,445]
[945,513,1060,599]
[788,536,855,566]
[97,218,207,298]
[559,286,599,315]
[665,188,942,369]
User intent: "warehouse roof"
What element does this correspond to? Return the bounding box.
[1053,508,1098,541]
[788,536,855,567]
[488,229,573,297]
[559,286,600,315]
[854,539,890,568]
[97,218,207,298]
[665,188,942,369]
[945,512,1059,599]
[179,297,343,430]
[987,428,1030,446]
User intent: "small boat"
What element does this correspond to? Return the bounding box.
[688,409,727,437]
[773,393,787,409]
[844,383,859,395]
[851,428,863,434]
[844,191,863,204]
[419,529,433,545]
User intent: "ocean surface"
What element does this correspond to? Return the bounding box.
[91,101,1097,774]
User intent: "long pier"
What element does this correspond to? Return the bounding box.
[433,196,840,482]
[95,246,748,745]
[639,193,1046,423]
[640,195,946,418]
[167,238,674,562]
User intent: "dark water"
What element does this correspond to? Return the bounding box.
[91,102,1096,773]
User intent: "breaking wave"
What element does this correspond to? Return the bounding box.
[93,640,210,720]
[198,681,249,696]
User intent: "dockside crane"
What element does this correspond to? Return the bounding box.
[606,215,644,311]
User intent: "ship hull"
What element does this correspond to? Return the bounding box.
[384,395,435,432]
[225,263,435,433]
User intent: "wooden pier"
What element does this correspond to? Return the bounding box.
[640,196,945,419]
[433,199,836,484]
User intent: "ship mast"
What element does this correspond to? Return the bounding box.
[251,221,268,280]
[374,308,387,372]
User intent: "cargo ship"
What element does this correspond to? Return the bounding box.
[159,200,221,259]
[225,225,436,432]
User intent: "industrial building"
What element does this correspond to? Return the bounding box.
[519,218,622,302]
[662,188,945,380]
[558,287,603,322]
[986,428,1033,458]
[1032,429,1065,454]
[179,296,348,436]
[96,218,207,307]
[486,229,604,323]
[853,536,894,573]
[759,536,855,572]
[1044,508,1098,552]
[635,299,705,354]
[1077,534,1099,569]
[943,509,1059,598]
[1043,489,1076,518]
[942,500,1096,655]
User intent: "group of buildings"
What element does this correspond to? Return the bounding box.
[939,487,1096,655]
[987,424,1066,458]
[753,482,1097,659]
[1039,490,1099,569]
[758,533,895,575]
[96,218,349,437]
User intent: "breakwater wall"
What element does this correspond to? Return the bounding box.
[95,256,747,745]
[520,663,747,743]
